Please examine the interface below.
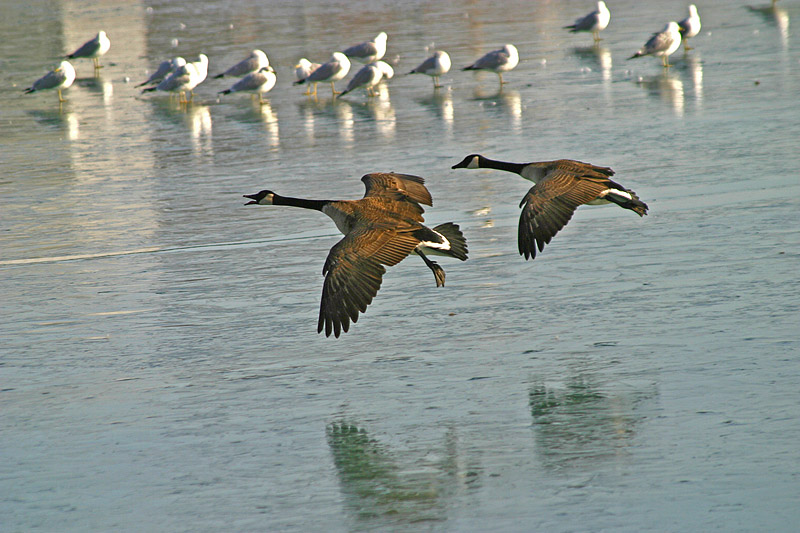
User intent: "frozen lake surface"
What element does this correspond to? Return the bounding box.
[2,0,799,531]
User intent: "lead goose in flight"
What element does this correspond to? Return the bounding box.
[452,154,648,260]
[244,173,468,338]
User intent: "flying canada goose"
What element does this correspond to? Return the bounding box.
[678,5,702,51]
[452,154,648,260]
[628,22,682,68]
[244,172,468,337]
[564,1,611,43]
[67,31,111,69]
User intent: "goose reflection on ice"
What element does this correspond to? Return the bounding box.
[636,72,685,116]
[528,375,656,471]
[326,422,479,526]
[473,87,522,132]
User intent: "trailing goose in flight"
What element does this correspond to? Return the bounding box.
[244,173,468,338]
[452,154,647,260]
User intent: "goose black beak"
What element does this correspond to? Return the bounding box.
[243,193,258,205]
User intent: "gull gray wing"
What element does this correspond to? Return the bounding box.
[157,65,193,91]
[411,55,437,75]
[306,61,338,82]
[68,36,100,58]
[31,69,67,91]
[470,49,509,70]
[137,60,173,87]
[644,29,676,55]
[343,41,378,60]
[223,56,260,77]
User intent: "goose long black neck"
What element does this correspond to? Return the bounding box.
[481,156,526,175]
[273,194,328,211]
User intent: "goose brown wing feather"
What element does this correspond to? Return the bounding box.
[545,159,615,177]
[361,172,433,206]
[518,170,611,260]
[318,227,421,337]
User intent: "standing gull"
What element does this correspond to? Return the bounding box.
[244,173,468,337]
[678,5,702,51]
[67,31,111,69]
[339,63,383,97]
[141,62,198,104]
[564,1,611,42]
[462,44,519,85]
[342,32,388,64]
[294,58,321,95]
[629,22,682,68]
[187,54,209,100]
[294,52,351,97]
[218,66,276,104]
[213,49,269,79]
[408,50,451,89]
[24,61,76,103]
[452,154,647,261]
[136,56,186,88]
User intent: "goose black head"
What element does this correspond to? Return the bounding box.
[452,154,484,170]
[243,190,275,205]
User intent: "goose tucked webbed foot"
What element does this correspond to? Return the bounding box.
[416,250,446,287]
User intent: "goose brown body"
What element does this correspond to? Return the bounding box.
[452,154,647,260]
[244,172,467,338]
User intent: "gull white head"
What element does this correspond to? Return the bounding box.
[374,60,394,79]
[252,49,269,67]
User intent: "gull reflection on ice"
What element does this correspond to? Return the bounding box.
[574,45,612,82]
[636,72,685,117]
[76,74,114,107]
[473,87,522,132]
[416,89,454,132]
[185,104,212,156]
[680,55,704,108]
[256,100,280,148]
[364,85,396,140]
[27,109,80,141]
[748,3,790,48]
